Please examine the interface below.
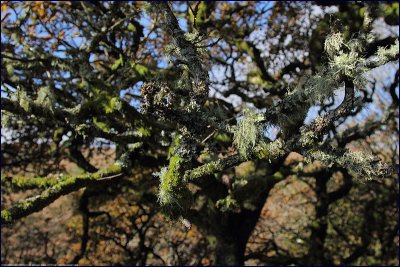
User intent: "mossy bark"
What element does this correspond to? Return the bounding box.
[1,165,123,224]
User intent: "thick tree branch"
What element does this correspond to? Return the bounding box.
[1,97,69,123]
[336,120,382,147]
[1,97,143,144]
[1,165,124,224]
[297,79,361,147]
[184,138,286,182]
[1,175,58,190]
[151,2,209,102]
[388,69,399,107]
[327,169,353,204]
[245,41,275,83]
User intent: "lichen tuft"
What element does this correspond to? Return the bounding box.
[35,86,56,113]
[324,32,345,58]
[376,39,399,65]
[233,108,264,159]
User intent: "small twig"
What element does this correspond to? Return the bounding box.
[97,173,124,181]
[188,1,201,30]
[195,36,223,48]
[201,129,216,144]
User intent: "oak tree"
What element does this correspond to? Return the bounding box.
[1,1,399,265]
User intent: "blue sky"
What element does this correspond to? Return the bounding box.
[1,2,398,144]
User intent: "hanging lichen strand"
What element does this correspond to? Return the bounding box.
[265,14,398,137]
[232,108,265,159]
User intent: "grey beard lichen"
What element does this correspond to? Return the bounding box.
[64,104,82,116]
[376,39,399,65]
[16,89,31,113]
[232,108,265,159]
[330,51,363,78]
[35,86,56,114]
[302,68,339,103]
[165,43,181,63]
[141,79,205,117]
[272,25,392,136]
[254,138,285,161]
[291,30,372,109]
[324,32,345,58]
[306,149,389,180]
[1,111,14,128]
[323,30,376,89]
[165,30,206,63]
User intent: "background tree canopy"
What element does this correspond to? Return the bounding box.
[1,1,399,266]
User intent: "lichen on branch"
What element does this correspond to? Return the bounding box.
[151,2,209,104]
[305,149,395,180]
[232,108,265,159]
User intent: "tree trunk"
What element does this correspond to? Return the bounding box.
[215,236,246,266]
[188,161,285,266]
[211,191,272,266]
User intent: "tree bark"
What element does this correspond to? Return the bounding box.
[215,236,245,266]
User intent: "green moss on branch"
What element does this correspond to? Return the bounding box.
[1,175,58,190]
[158,154,185,206]
[1,165,123,224]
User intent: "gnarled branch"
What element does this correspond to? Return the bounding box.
[1,165,124,224]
